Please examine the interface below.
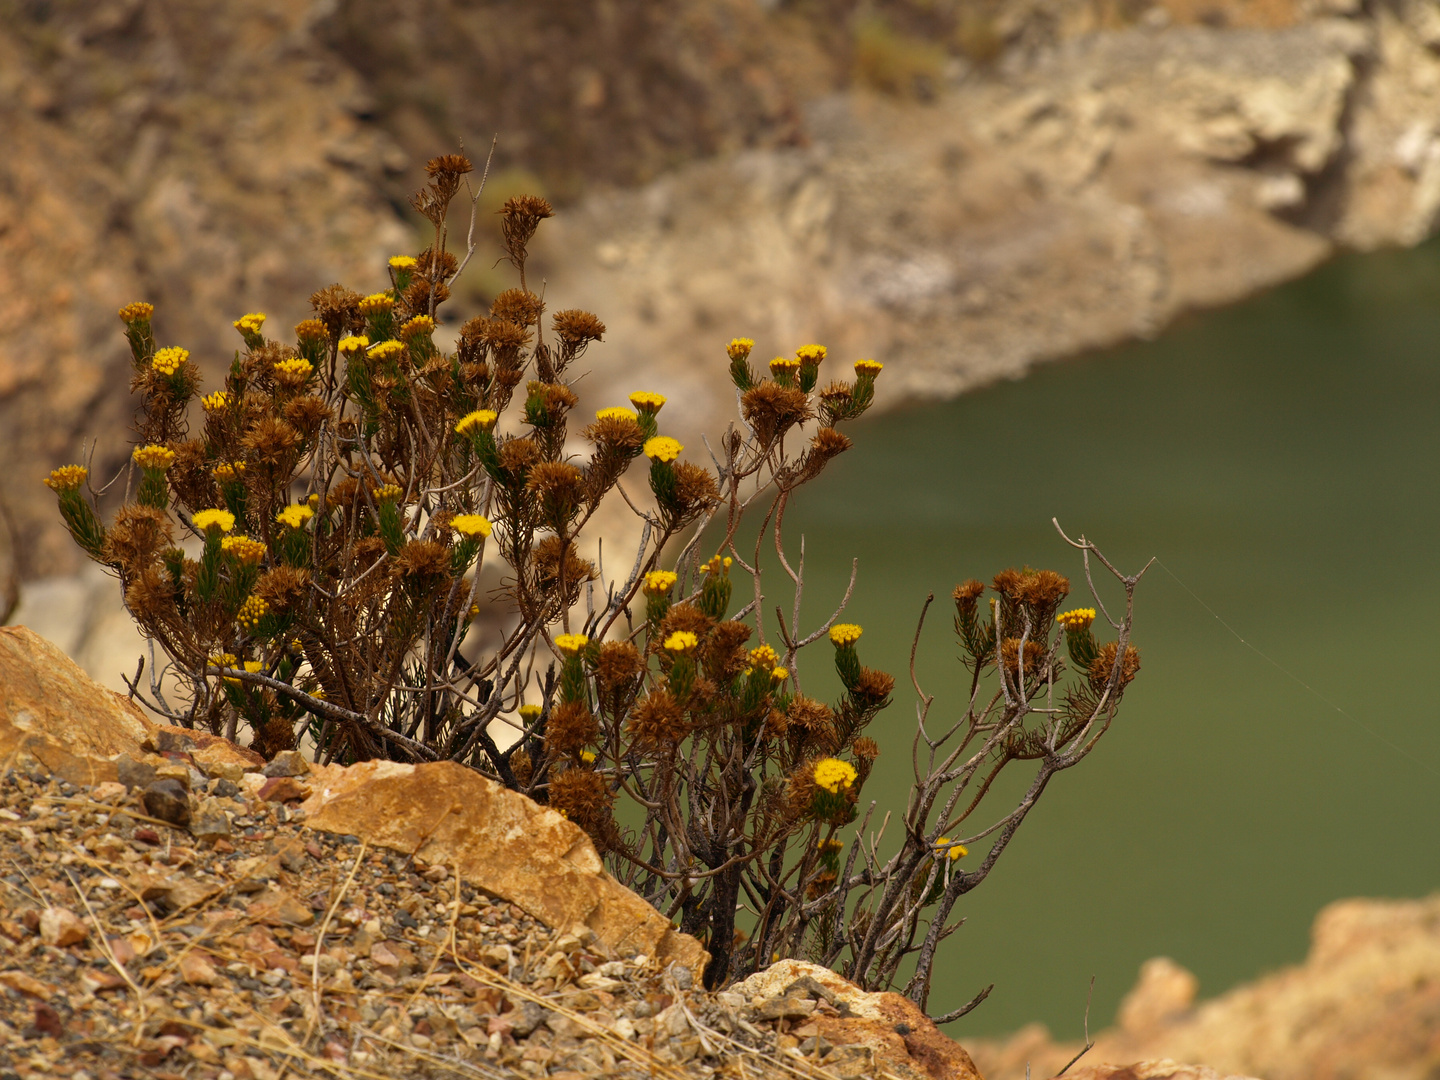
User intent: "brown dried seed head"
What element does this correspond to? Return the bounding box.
[426,153,474,179]
[548,767,615,848]
[393,539,451,579]
[852,667,895,703]
[498,436,542,476]
[787,696,835,737]
[991,568,1025,598]
[255,566,311,609]
[546,701,599,757]
[673,462,721,514]
[532,536,597,587]
[551,309,606,345]
[1000,637,1047,677]
[1016,570,1070,607]
[703,620,754,681]
[309,284,362,336]
[582,415,644,451]
[953,579,985,603]
[810,427,852,459]
[661,601,714,644]
[492,288,544,327]
[283,395,333,435]
[241,417,302,466]
[627,688,688,749]
[852,736,880,761]
[404,276,450,313]
[104,505,174,571]
[1090,642,1141,689]
[595,640,643,692]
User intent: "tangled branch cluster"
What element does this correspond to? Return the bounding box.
[46,155,1144,1012]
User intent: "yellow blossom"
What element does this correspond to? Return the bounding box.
[372,483,402,502]
[664,630,698,653]
[727,337,755,361]
[829,623,863,646]
[151,346,189,376]
[643,570,678,595]
[935,837,969,861]
[813,758,858,794]
[44,465,87,492]
[192,508,235,533]
[596,406,638,422]
[201,391,229,412]
[519,704,543,722]
[455,410,498,435]
[749,644,779,669]
[233,312,266,335]
[769,356,799,375]
[854,359,884,376]
[401,314,435,337]
[208,653,237,669]
[221,535,267,564]
[772,666,789,682]
[131,444,175,471]
[580,750,597,764]
[236,594,269,631]
[212,462,245,483]
[368,340,405,361]
[628,391,667,414]
[643,436,683,462]
[554,633,589,656]
[276,503,315,529]
[338,335,370,355]
[358,292,395,315]
[817,837,844,855]
[118,301,154,323]
[273,357,314,381]
[796,344,827,364]
[1057,608,1097,632]
[451,513,492,538]
[389,255,419,270]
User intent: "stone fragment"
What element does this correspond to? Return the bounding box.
[0,627,157,784]
[752,995,815,1021]
[258,776,308,802]
[247,887,316,927]
[90,780,127,803]
[189,797,232,840]
[115,753,159,790]
[262,750,310,778]
[301,759,707,976]
[38,906,88,947]
[179,950,222,986]
[0,970,55,999]
[142,778,191,826]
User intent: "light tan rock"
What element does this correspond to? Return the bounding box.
[0,626,156,784]
[731,958,982,1080]
[300,759,707,977]
[179,950,223,986]
[969,892,1440,1080]
[38,907,88,948]
[1066,1062,1262,1080]
[148,724,264,776]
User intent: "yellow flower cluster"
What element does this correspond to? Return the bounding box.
[749,644,779,669]
[389,255,419,270]
[580,750,597,765]
[208,652,237,670]
[554,633,589,656]
[401,314,435,337]
[702,554,732,574]
[813,758,858,794]
[643,570,678,595]
[368,340,405,361]
[829,623,863,646]
[769,356,799,375]
[221,535,267,564]
[934,837,969,861]
[643,436,683,462]
[235,594,269,631]
[373,483,402,501]
[727,337,755,361]
[276,503,314,529]
[664,630,699,653]
[596,406,638,422]
[338,335,370,355]
[44,465,87,492]
[1057,608,1097,631]
[519,704,543,722]
[273,357,314,380]
[151,346,188,376]
[772,666,789,682]
[131,444,175,471]
[193,508,235,533]
[796,344,827,364]
[629,391,667,414]
[212,462,245,482]
[854,359,883,376]
[358,292,395,315]
[817,837,844,856]
[201,391,229,412]
[118,301,154,323]
[450,513,492,538]
[455,410,498,435]
[233,312,266,335]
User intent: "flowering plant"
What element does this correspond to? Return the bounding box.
[46,155,1144,1011]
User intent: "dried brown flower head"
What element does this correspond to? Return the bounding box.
[703,620,754,682]
[546,701,599,757]
[953,579,985,604]
[309,284,362,337]
[552,309,606,347]
[499,194,554,270]
[1089,641,1140,691]
[627,688,687,749]
[741,382,812,445]
[673,462,721,517]
[492,288,544,328]
[241,417,302,469]
[256,566,311,609]
[852,667,895,705]
[548,766,616,850]
[393,539,451,581]
[105,505,174,572]
[527,461,585,526]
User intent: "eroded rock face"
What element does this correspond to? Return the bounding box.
[1065,1062,1262,1080]
[970,893,1440,1080]
[0,626,155,784]
[300,759,709,977]
[731,958,983,1080]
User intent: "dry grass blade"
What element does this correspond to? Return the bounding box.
[307,837,369,1045]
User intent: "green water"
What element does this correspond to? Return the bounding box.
[773,238,1440,1039]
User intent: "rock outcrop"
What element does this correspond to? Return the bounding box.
[969,892,1440,1080]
